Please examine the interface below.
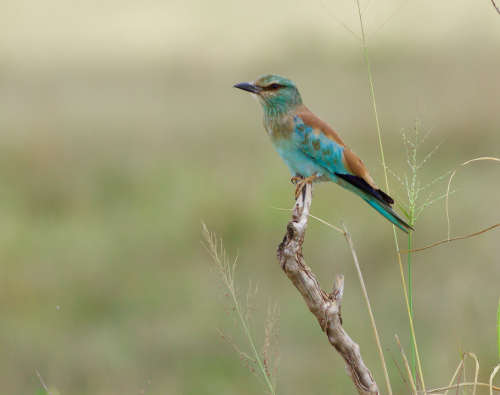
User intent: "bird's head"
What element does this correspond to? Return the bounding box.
[234,74,303,117]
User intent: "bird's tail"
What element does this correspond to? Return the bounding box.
[362,197,413,234]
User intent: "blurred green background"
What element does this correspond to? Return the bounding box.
[1,0,499,394]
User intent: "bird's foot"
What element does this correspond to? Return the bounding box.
[290,176,302,185]
[293,175,318,199]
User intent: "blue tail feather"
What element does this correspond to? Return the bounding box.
[363,198,413,234]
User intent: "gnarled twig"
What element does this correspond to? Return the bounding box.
[276,184,379,395]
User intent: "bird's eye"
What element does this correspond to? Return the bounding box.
[269,83,280,89]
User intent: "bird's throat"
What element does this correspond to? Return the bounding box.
[260,95,302,119]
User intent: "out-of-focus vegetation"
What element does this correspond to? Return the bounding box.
[0,1,499,394]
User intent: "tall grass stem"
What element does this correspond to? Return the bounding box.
[396,252,425,389]
[356,2,392,394]
[355,1,426,385]
[408,238,415,379]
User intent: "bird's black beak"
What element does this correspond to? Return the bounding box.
[234,82,262,94]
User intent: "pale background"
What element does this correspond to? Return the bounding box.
[1,1,499,394]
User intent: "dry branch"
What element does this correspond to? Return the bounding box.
[276,183,379,395]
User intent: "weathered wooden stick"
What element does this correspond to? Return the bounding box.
[276,183,379,395]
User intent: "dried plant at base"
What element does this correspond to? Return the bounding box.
[201,222,280,395]
[387,336,500,395]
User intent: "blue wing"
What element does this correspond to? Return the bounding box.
[293,115,348,175]
[293,115,390,203]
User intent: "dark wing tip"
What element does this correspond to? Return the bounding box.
[377,189,395,205]
[335,173,391,205]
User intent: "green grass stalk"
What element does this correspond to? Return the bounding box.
[408,237,414,377]
[405,118,420,380]
[396,252,425,389]
[355,3,393,394]
[388,117,451,388]
[355,1,425,389]
[356,4,389,192]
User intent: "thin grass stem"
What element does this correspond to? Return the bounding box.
[356,5,389,193]
[492,0,500,15]
[395,335,418,394]
[408,236,415,379]
[355,0,423,391]
[399,222,500,253]
[387,347,413,395]
[344,223,391,395]
[355,4,393,393]
[396,252,425,389]
[202,223,277,394]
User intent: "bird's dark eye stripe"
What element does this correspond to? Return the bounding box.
[268,83,281,90]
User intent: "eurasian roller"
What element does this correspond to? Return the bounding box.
[234,74,413,233]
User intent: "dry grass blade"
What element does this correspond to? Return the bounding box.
[492,0,500,14]
[366,0,409,41]
[468,353,479,395]
[395,335,417,394]
[366,1,383,40]
[399,223,500,253]
[317,0,362,42]
[440,352,478,395]
[387,347,413,395]
[491,364,500,395]
[139,380,151,395]
[270,207,345,234]
[445,353,479,395]
[446,157,500,239]
[36,371,54,395]
[454,361,464,395]
[310,213,345,234]
[343,222,392,395]
[426,382,500,394]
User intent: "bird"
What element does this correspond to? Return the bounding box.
[234,73,413,233]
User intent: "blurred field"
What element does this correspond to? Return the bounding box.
[1,1,500,394]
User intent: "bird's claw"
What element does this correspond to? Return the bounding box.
[294,175,318,199]
[290,176,302,185]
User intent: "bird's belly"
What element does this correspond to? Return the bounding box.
[272,139,329,179]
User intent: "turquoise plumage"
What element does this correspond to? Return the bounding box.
[234,74,413,233]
